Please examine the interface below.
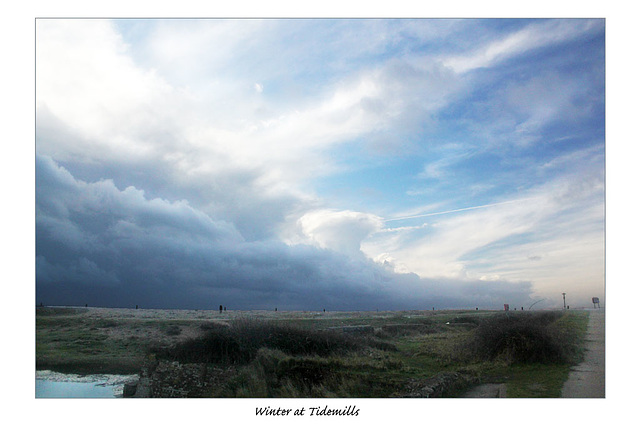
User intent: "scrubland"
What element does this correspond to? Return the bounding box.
[36,307,589,397]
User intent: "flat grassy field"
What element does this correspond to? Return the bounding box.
[36,306,589,397]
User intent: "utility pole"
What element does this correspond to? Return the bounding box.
[562,293,566,310]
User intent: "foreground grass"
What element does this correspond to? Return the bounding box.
[36,307,590,397]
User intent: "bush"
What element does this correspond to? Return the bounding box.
[221,348,355,398]
[155,318,365,365]
[199,322,226,331]
[256,348,336,385]
[163,325,182,336]
[156,324,242,364]
[231,318,361,357]
[462,311,572,364]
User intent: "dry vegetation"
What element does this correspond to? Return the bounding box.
[36,306,589,397]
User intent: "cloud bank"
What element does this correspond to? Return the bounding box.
[35,19,604,310]
[36,154,534,309]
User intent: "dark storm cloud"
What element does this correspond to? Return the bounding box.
[36,86,305,243]
[35,155,534,310]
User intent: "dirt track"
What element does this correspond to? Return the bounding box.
[561,310,605,398]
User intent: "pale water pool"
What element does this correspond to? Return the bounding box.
[36,379,120,398]
[36,371,139,398]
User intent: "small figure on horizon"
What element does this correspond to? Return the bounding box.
[219,305,223,314]
[275,307,277,312]
[136,305,138,309]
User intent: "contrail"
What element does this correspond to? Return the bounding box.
[384,198,535,222]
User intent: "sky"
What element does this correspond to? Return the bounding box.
[35,18,605,311]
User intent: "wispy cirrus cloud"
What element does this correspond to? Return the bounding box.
[440,19,604,73]
[363,150,604,301]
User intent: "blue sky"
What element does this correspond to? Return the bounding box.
[35,18,605,310]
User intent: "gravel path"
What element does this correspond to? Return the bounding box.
[561,310,605,398]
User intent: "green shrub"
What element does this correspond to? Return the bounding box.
[163,325,182,336]
[199,322,226,331]
[156,325,241,364]
[155,318,366,365]
[221,348,351,398]
[462,311,572,364]
[231,318,361,357]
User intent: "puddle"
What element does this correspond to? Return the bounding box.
[36,371,139,398]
